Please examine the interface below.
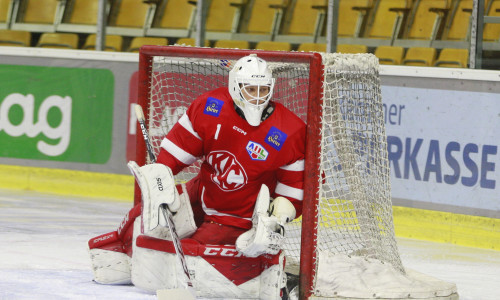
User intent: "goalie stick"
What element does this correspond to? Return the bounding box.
[134,104,196,299]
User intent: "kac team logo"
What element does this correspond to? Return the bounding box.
[265,126,288,151]
[207,150,248,191]
[246,141,268,161]
[204,97,224,117]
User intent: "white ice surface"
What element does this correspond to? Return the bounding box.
[1,189,499,300]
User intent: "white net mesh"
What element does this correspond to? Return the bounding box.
[142,50,438,298]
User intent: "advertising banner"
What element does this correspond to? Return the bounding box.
[0,65,114,163]
[382,86,499,212]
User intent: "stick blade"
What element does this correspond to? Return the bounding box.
[156,288,196,300]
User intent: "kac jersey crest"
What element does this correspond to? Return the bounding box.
[207,150,248,191]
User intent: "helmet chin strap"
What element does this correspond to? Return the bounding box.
[233,102,275,124]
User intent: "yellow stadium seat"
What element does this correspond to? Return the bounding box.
[37,33,79,49]
[240,0,287,35]
[434,48,469,68]
[21,0,59,24]
[255,41,291,51]
[0,30,31,47]
[337,44,368,54]
[83,34,123,51]
[337,0,373,37]
[214,39,250,49]
[366,0,413,40]
[56,0,103,34]
[206,0,246,32]
[111,0,150,28]
[63,0,99,25]
[282,0,327,36]
[443,0,473,41]
[374,45,405,65]
[0,0,11,25]
[153,0,196,30]
[405,0,451,40]
[175,38,210,47]
[282,0,372,38]
[484,0,500,41]
[298,42,326,52]
[128,37,169,52]
[402,47,437,66]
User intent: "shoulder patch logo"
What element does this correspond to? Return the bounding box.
[246,141,268,161]
[204,97,224,117]
[265,126,287,151]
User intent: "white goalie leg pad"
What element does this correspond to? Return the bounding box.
[127,161,181,232]
[89,248,131,285]
[131,228,179,293]
[192,252,285,299]
[236,184,284,258]
[132,235,285,299]
[88,231,132,285]
[260,251,287,300]
[130,185,197,292]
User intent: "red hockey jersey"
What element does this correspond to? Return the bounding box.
[157,87,305,229]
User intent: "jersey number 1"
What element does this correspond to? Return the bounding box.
[215,124,221,140]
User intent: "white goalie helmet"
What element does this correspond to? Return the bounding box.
[228,54,275,126]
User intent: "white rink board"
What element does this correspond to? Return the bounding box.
[382,85,499,213]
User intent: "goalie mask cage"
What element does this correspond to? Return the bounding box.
[135,46,458,300]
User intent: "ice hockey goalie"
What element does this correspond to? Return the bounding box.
[88,54,304,299]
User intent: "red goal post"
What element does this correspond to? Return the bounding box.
[134,46,457,300]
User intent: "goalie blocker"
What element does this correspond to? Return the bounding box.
[88,162,296,299]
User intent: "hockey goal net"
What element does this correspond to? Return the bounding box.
[135,46,457,300]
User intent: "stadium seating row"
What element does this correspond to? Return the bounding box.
[0,29,469,68]
[0,0,499,47]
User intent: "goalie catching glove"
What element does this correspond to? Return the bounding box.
[236,184,296,257]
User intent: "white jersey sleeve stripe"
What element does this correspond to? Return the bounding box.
[200,187,252,221]
[160,138,198,165]
[275,182,304,201]
[279,159,304,171]
[178,113,201,140]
